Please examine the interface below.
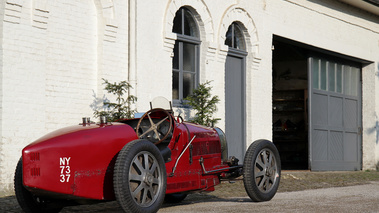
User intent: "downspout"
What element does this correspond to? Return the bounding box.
[128,0,137,110]
[94,0,104,106]
[0,1,4,184]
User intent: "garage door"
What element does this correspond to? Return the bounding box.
[309,57,362,171]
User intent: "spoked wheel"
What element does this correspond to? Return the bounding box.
[243,139,281,202]
[136,108,173,145]
[114,140,167,213]
[14,158,63,213]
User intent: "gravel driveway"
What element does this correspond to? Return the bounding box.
[2,181,379,213]
[159,181,379,213]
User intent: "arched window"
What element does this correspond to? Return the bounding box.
[225,22,246,50]
[172,7,200,104]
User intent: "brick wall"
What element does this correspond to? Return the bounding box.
[0,0,129,196]
[0,0,378,196]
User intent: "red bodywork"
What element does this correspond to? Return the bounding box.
[22,115,230,201]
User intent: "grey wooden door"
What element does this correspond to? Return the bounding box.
[225,53,246,161]
[309,57,362,171]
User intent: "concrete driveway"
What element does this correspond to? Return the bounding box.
[3,181,379,212]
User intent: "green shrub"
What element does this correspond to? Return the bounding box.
[93,79,137,121]
[185,81,220,126]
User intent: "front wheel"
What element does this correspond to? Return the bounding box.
[113,140,167,213]
[243,139,281,202]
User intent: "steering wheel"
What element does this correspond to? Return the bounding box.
[135,108,173,144]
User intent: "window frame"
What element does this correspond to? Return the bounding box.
[225,22,246,51]
[311,57,361,97]
[172,8,201,105]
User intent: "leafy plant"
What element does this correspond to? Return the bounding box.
[93,79,137,121]
[185,80,220,126]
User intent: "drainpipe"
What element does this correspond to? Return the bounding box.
[128,0,137,110]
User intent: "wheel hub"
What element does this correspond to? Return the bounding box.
[266,167,273,177]
[144,173,154,186]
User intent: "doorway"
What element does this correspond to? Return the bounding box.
[272,36,362,171]
[272,39,309,170]
[224,22,247,162]
[225,52,246,161]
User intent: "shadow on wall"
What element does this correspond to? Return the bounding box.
[308,0,379,23]
[90,90,111,114]
[175,106,192,122]
[365,119,378,170]
[365,120,378,142]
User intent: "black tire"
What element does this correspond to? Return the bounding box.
[114,140,167,213]
[164,193,187,203]
[14,158,63,213]
[243,139,281,202]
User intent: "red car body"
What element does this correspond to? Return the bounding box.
[16,103,281,213]
[22,119,226,200]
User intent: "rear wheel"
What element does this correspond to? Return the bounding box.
[243,139,281,202]
[114,140,167,213]
[14,158,63,213]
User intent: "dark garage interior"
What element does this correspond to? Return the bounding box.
[272,37,309,170]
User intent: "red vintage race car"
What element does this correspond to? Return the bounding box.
[15,98,281,213]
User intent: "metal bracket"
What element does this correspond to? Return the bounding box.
[170,135,196,177]
[200,157,243,175]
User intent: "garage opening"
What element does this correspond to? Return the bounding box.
[272,36,363,171]
[272,38,309,170]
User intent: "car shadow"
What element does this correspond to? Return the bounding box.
[162,193,252,209]
[0,195,23,212]
[2,193,252,212]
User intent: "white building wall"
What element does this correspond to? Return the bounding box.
[0,0,129,196]
[92,0,129,112]
[376,61,379,170]
[362,63,378,170]
[1,0,51,195]
[0,0,378,196]
[44,1,98,131]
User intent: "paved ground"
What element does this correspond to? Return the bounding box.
[160,181,379,213]
[3,181,379,213]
